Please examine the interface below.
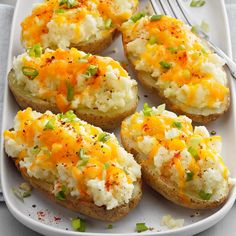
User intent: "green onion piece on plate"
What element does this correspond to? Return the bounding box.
[136,223,148,233]
[22,66,39,80]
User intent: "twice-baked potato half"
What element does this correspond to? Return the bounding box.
[4,108,142,221]
[121,103,232,209]
[8,47,138,129]
[21,0,138,53]
[121,15,230,123]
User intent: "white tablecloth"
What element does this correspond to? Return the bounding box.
[0,0,236,235]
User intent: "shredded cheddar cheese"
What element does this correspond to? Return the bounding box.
[121,104,230,201]
[13,48,137,113]
[21,0,138,49]
[4,108,141,209]
[121,15,229,115]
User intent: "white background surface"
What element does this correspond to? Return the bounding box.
[0,0,236,235]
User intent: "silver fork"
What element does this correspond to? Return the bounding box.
[150,0,236,79]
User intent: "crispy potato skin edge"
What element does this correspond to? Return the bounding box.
[120,132,230,209]
[122,35,230,124]
[8,69,138,130]
[8,155,142,222]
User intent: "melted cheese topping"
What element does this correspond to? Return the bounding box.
[121,16,229,115]
[21,0,138,49]
[4,108,141,209]
[121,104,230,201]
[13,48,137,113]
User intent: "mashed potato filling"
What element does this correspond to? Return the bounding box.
[122,16,229,115]
[13,48,137,113]
[121,104,230,201]
[21,0,138,49]
[4,108,141,209]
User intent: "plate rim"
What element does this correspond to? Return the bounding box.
[1,0,236,235]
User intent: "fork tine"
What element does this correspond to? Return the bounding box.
[174,0,193,26]
[150,0,162,15]
[166,0,177,18]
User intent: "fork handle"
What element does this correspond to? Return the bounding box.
[208,41,236,79]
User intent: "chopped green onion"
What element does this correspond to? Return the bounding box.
[71,218,81,231]
[142,103,153,117]
[78,53,91,63]
[156,104,166,114]
[199,190,212,200]
[98,133,110,143]
[12,187,24,202]
[22,66,39,80]
[200,20,209,33]
[131,12,146,23]
[55,186,66,201]
[28,44,42,58]
[188,146,199,160]
[44,118,55,130]
[149,36,157,45]
[104,162,110,170]
[107,224,113,229]
[210,130,216,135]
[77,149,89,167]
[172,121,182,129]
[55,9,66,13]
[136,223,148,233]
[150,14,163,21]
[58,110,78,123]
[66,81,74,101]
[59,0,78,8]
[168,45,185,54]
[32,145,40,154]
[71,218,86,232]
[190,0,206,7]
[186,170,194,181]
[22,191,31,198]
[159,61,172,69]
[19,182,32,192]
[191,25,200,35]
[83,64,98,78]
[105,18,112,29]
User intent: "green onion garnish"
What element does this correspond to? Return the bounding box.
[66,81,74,101]
[83,64,98,78]
[199,190,212,200]
[22,66,39,80]
[149,36,157,45]
[71,218,86,232]
[12,187,24,202]
[190,0,206,7]
[55,9,66,14]
[159,61,172,69]
[28,44,42,58]
[150,14,163,21]
[77,149,89,167]
[172,121,182,129]
[55,186,66,201]
[131,12,146,23]
[44,118,55,130]
[107,224,113,229]
[191,25,200,35]
[19,182,32,192]
[59,0,77,8]
[104,162,110,170]
[210,130,216,135]
[188,146,199,160]
[136,223,148,233]
[58,110,78,123]
[98,133,110,143]
[105,18,112,29]
[32,145,40,154]
[186,170,194,181]
[142,103,153,117]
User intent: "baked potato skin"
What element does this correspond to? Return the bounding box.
[120,134,230,210]
[68,29,118,54]
[122,33,230,124]
[8,69,138,130]
[13,159,142,221]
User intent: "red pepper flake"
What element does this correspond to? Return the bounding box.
[54,216,61,222]
[37,211,46,221]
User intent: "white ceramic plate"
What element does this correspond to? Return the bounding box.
[1,0,236,235]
